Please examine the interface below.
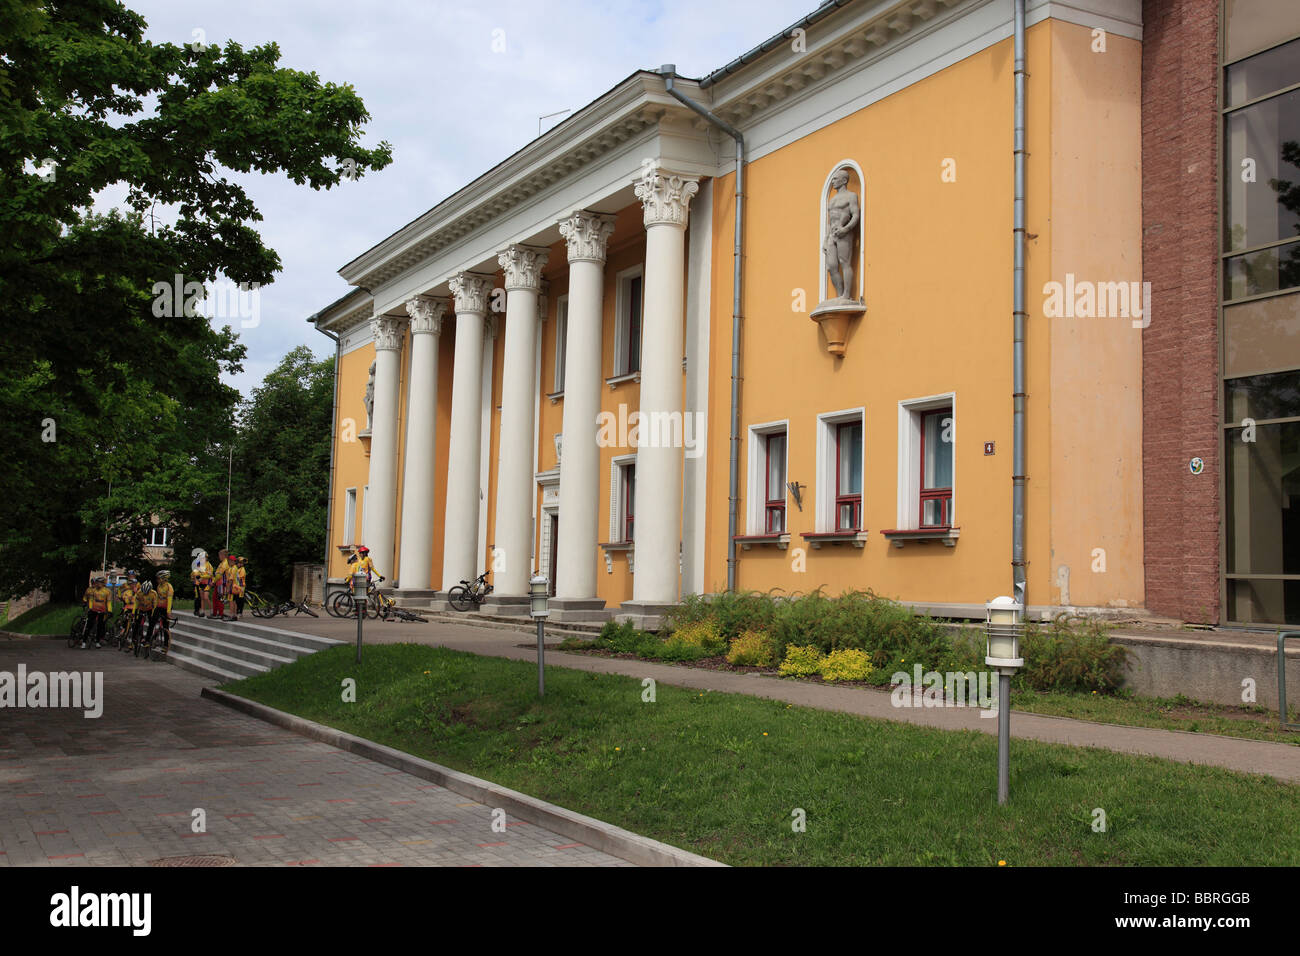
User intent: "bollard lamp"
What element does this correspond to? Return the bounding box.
[985,596,1024,669]
[530,574,550,619]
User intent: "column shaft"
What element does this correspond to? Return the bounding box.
[396,296,445,591]
[364,316,406,581]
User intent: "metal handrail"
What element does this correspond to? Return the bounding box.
[1279,632,1300,731]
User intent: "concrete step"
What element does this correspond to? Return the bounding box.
[167,649,252,684]
[165,615,346,682]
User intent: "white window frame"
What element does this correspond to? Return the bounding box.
[344,487,358,544]
[147,527,169,548]
[746,420,789,535]
[612,264,644,377]
[553,294,569,393]
[896,393,956,531]
[608,453,637,543]
[815,407,865,533]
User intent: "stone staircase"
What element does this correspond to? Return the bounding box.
[167,615,345,683]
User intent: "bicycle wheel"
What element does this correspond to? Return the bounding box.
[447,586,473,612]
[329,592,352,617]
[299,602,319,618]
[68,618,83,648]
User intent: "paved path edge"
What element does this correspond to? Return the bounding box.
[200,686,726,868]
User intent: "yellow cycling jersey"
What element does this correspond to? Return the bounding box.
[138,590,157,612]
[155,581,174,614]
[119,583,139,610]
[87,586,113,614]
[354,555,380,581]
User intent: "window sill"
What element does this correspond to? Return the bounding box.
[734,533,791,551]
[880,527,960,548]
[605,371,641,389]
[800,531,869,549]
[598,541,634,552]
[547,390,564,404]
[598,541,633,575]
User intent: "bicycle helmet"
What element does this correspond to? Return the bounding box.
[357,545,370,554]
[158,570,170,579]
[141,582,153,593]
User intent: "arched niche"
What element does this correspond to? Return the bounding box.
[817,159,865,305]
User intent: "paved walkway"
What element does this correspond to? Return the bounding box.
[0,639,631,867]
[255,612,1300,783]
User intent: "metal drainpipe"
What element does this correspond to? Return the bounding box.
[659,65,745,593]
[315,323,341,602]
[1012,0,1028,613]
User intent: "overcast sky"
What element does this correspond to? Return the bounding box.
[119,0,816,398]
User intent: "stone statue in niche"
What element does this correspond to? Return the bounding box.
[810,163,866,357]
[363,360,375,430]
[822,166,861,303]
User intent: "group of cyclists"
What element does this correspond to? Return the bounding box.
[79,568,175,651]
[189,548,248,621]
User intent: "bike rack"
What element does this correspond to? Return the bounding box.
[1279,631,1300,731]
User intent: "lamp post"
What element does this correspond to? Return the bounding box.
[530,574,550,697]
[985,596,1024,805]
[352,571,367,664]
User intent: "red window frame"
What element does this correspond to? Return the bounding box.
[835,421,862,532]
[919,408,953,528]
[765,432,787,534]
[622,463,635,543]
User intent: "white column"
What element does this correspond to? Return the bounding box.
[364,314,408,582]
[631,166,698,606]
[396,295,446,591]
[555,211,616,602]
[491,245,549,596]
[441,273,492,592]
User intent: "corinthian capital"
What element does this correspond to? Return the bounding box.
[558,210,617,264]
[449,272,492,315]
[498,244,549,292]
[405,295,447,335]
[635,164,699,228]
[370,314,406,352]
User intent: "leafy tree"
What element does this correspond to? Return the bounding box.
[223,346,335,596]
[0,0,390,599]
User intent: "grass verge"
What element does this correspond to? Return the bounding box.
[223,643,1300,866]
[3,602,83,636]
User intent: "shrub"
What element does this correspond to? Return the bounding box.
[1017,618,1127,694]
[819,648,874,682]
[669,618,726,654]
[726,630,778,667]
[778,644,824,677]
[597,619,657,655]
[668,590,778,641]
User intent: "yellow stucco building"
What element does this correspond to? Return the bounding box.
[312,0,1145,626]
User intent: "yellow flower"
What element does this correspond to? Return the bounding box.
[762,732,768,736]
[615,747,621,751]
[998,860,1006,866]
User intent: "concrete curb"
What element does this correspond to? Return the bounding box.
[200,686,726,868]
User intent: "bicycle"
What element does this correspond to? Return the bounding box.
[243,591,276,618]
[68,610,91,648]
[330,580,386,619]
[263,598,319,619]
[447,572,492,612]
[136,615,177,661]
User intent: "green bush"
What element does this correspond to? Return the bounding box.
[778,644,824,677]
[726,629,779,667]
[819,648,874,682]
[668,590,778,641]
[1017,618,1127,694]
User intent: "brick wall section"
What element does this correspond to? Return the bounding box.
[1141,0,1221,623]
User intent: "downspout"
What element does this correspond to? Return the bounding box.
[1012,0,1027,613]
[660,65,745,593]
[315,321,341,602]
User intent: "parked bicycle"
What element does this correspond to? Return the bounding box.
[262,598,319,619]
[68,610,91,648]
[135,615,177,661]
[448,572,492,612]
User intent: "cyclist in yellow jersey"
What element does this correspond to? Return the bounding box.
[193,553,214,617]
[230,557,247,620]
[83,575,113,648]
[352,546,383,584]
[152,571,175,649]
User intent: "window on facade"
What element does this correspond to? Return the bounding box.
[920,409,954,527]
[765,431,787,533]
[835,421,863,532]
[621,462,636,543]
[554,295,568,392]
[344,488,357,543]
[614,268,644,377]
[1223,36,1300,301]
[147,527,169,548]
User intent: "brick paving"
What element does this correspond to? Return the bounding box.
[0,639,632,867]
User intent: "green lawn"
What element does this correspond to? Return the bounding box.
[2,602,84,636]
[224,643,1300,866]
